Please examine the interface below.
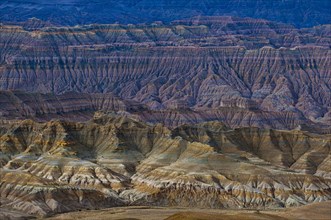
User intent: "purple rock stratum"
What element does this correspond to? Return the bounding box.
[0,14,330,220]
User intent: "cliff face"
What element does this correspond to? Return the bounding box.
[0,115,330,217]
[0,17,330,129]
[1,0,330,28]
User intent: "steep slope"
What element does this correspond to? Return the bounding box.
[0,17,330,129]
[0,115,330,217]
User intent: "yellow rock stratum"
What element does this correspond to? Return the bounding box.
[0,114,330,218]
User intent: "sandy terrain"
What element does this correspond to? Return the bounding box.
[47,201,331,220]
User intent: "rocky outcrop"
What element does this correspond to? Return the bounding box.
[0,116,330,217]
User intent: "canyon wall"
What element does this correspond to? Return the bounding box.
[0,17,330,130]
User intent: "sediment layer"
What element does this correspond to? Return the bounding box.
[0,115,330,217]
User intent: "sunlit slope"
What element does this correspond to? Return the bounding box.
[0,115,330,216]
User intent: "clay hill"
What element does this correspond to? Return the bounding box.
[0,16,331,131]
[0,114,330,218]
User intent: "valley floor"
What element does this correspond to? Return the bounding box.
[45,201,331,220]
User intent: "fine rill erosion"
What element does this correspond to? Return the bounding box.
[0,1,330,220]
